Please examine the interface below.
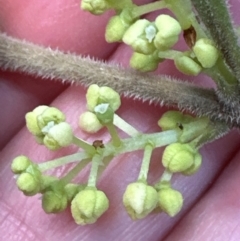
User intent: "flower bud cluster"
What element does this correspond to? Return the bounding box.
[79,84,121,133]
[123,181,184,219]
[25,106,73,150]
[12,85,213,225]
[11,156,43,196]
[41,182,86,214]
[122,14,181,71]
[174,38,219,75]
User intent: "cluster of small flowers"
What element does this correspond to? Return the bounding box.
[12,85,122,225]
[11,84,211,224]
[81,0,219,74]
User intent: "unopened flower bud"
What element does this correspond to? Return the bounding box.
[11,155,31,174]
[158,187,183,217]
[123,182,158,220]
[79,111,103,133]
[154,15,181,50]
[81,0,111,15]
[71,188,109,225]
[193,38,219,68]
[174,55,202,76]
[182,152,202,175]
[162,143,199,173]
[25,106,66,144]
[158,111,194,131]
[105,15,131,42]
[16,172,41,196]
[25,105,48,136]
[86,84,121,112]
[43,122,73,150]
[42,190,68,213]
[130,52,159,72]
[123,19,156,54]
[37,107,65,130]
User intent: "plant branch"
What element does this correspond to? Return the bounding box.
[0,33,240,126]
[191,0,240,107]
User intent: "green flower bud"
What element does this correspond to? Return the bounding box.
[25,106,66,143]
[162,143,199,173]
[158,187,183,217]
[130,52,159,72]
[16,172,41,196]
[193,38,219,68]
[42,190,68,213]
[37,107,65,130]
[71,188,109,225]
[94,103,114,124]
[158,111,194,131]
[81,0,111,15]
[86,84,121,112]
[123,19,156,54]
[182,152,202,175]
[86,84,100,111]
[105,15,131,43]
[79,111,103,133]
[174,55,202,76]
[25,105,48,136]
[123,182,158,220]
[43,122,73,150]
[11,155,31,174]
[154,14,181,50]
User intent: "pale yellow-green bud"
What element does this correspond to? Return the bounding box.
[174,55,202,76]
[86,84,100,111]
[182,152,202,175]
[25,105,48,136]
[42,191,68,213]
[11,155,31,174]
[130,52,159,72]
[154,14,181,50]
[105,15,131,43]
[37,107,65,130]
[94,103,114,124]
[71,188,109,225]
[16,172,41,196]
[158,187,183,217]
[123,182,158,220]
[123,19,156,54]
[86,84,121,112]
[162,143,199,173]
[43,122,73,150]
[79,111,103,133]
[158,111,194,131]
[81,0,111,15]
[193,38,219,68]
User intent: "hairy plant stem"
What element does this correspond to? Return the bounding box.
[1,33,240,127]
[191,0,240,107]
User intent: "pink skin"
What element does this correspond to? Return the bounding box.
[1,0,240,240]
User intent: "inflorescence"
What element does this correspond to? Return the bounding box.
[11,0,229,225]
[12,84,215,224]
